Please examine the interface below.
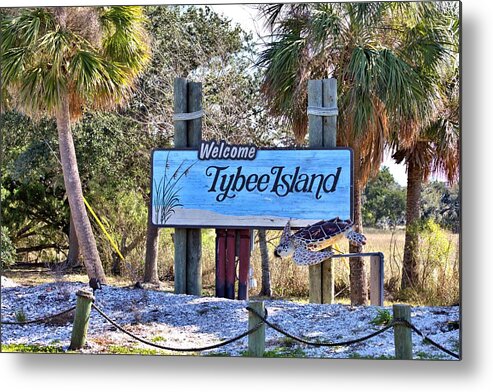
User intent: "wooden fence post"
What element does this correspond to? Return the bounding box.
[248,301,265,357]
[393,304,413,359]
[173,78,202,296]
[308,78,337,304]
[69,289,94,350]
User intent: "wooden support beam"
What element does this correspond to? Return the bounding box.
[186,81,202,296]
[173,78,202,295]
[238,229,251,300]
[370,254,384,306]
[308,79,337,304]
[174,78,188,294]
[225,230,236,299]
[216,229,227,297]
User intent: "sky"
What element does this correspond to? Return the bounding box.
[208,4,410,186]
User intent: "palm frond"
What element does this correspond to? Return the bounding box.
[1,6,150,121]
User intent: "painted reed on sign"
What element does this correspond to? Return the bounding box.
[153,152,197,224]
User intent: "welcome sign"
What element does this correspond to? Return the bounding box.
[151,142,353,229]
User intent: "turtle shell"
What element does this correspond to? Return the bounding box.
[293,217,353,245]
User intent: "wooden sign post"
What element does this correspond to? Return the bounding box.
[173,78,202,296]
[308,78,338,304]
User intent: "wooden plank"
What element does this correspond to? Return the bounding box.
[187,81,202,148]
[309,263,322,304]
[321,78,337,304]
[308,79,323,304]
[225,229,236,299]
[393,304,413,359]
[248,301,265,357]
[174,229,187,294]
[308,78,337,304]
[186,228,202,296]
[173,78,188,148]
[321,257,334,304]
[186,81,202,296]
[151,149,352,228]
[308,79,323,148]
[173,77,189,294]
[370,254,383,306]
[215,229,227,297]
[322,78,337,147]
[237,229,251,300]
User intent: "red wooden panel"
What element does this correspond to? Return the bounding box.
[225,230,237,299]
[215,229,227,298]
[237,229,251,300]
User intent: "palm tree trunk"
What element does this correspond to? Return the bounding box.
[56,95,107,283]
[144,199,160,283]
[349,174,368,305]
[66,215,80,268]
[258,229,272,297]
[401,158,422,289]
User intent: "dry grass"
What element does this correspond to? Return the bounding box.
[4,227,459,306]
[242,227,459,306]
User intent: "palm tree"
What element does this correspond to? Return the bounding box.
[390,3,459,291]
[1,7,150,282]
[394,65,459,290]
[257,2,448,304]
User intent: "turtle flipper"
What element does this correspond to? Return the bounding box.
[346,229,366,246]
[293,246,334,266]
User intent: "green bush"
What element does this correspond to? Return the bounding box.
[1,226,16,268]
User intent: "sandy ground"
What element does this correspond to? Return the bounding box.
[0,276,460,359]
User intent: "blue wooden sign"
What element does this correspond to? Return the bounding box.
[151,143,353,229]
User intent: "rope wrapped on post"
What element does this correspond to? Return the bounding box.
[173,110,204,121]
[307,106,338,116]
[393,318,460,359]
[0,305,77,325]
[91,302,268,352]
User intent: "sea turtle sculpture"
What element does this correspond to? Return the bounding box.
[274,217,367,266]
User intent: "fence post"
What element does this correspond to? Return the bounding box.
[248,301,265,357]
[393,304,413,359]
[308,78,337,304]
[69,289,94,350]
